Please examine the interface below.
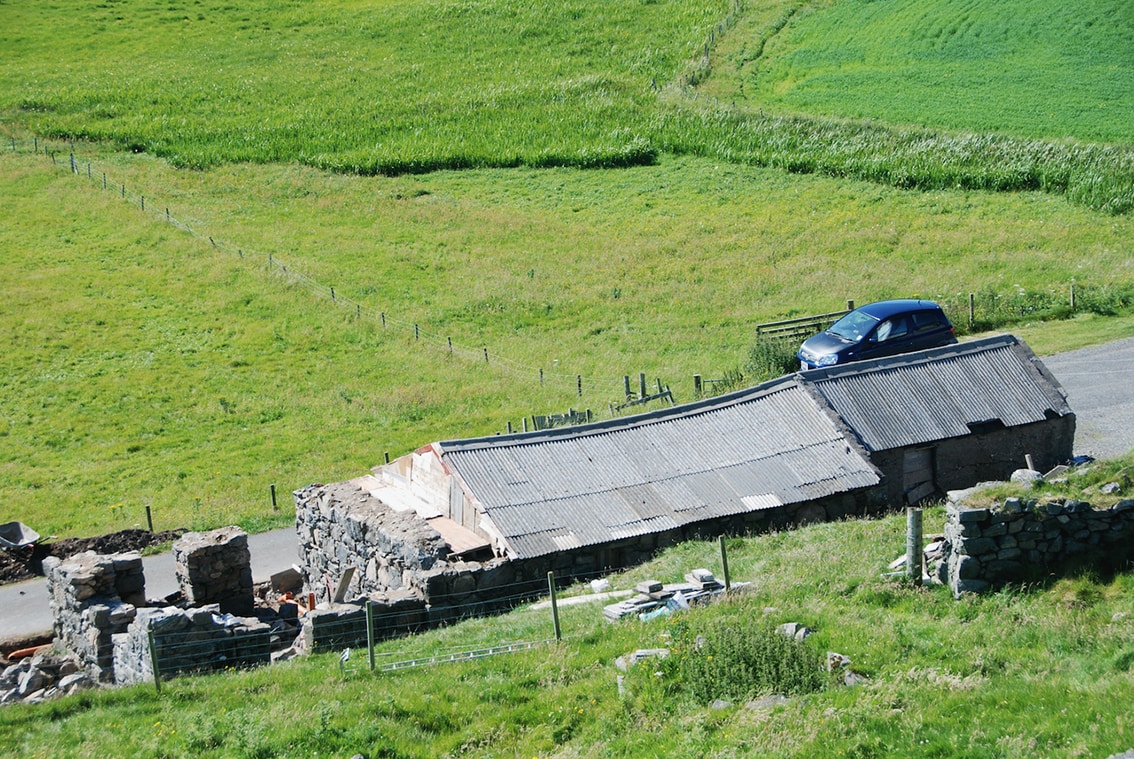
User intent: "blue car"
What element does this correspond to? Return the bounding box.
[798,299,957,370]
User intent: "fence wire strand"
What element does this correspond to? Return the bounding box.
[11,138,660,418]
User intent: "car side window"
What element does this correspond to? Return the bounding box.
[876,316,910,342]
[912,311,943,331]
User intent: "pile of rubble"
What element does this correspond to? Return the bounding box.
[602,569,750,622]
[1,647,93,704]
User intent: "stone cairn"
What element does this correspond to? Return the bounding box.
[42,551,146,682]
[938,495,1134,596]
[173,526,254,615]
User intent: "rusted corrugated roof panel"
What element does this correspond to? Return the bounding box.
[437,380,879,559]
[801,334,1071,452]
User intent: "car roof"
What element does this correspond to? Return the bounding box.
[854,299,943,319]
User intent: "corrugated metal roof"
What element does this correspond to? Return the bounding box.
[437,380,880,559]
[800,334,1071,452]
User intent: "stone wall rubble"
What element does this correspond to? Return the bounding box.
[0,648,91,705]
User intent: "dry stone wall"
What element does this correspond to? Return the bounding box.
[294,481,880,642]
[112,605,271,686]
[295,483,551,634]
[173,526,254,615]
[42,551,146,681]
[938,496,1134,596]
[33,527,283,694]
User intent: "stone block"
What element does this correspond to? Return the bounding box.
[955,537,997,557]
[982,522,1008,537]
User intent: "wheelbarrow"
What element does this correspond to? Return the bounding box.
[0,521,41,550]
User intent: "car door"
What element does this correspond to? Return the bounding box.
[858,315,913,360]
[909,310,954,351]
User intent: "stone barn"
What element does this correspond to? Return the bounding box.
[801,334,1075,506]
[294,333,1075,615]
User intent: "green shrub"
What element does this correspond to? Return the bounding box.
[744,336,801,381]
[665,613,827,704]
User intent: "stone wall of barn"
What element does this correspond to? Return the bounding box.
[293,479,886,640]
[871,415,1076,507]
[938,496,1134,596]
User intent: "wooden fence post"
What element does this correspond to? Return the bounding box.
[547,572,561,641]
[906,508,923,586]
[718,536,731,592]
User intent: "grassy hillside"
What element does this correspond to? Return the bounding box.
[3,504,1134,757]
[2,0,1132,212]
[3,143,1132,537]
[0,0,722,170]
[709,0,1134,144]
[1,1,1133,754]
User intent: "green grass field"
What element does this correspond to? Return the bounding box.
[3,500,1134,757]
[3,0,1132,210]
[712,0,1134,144]
[1,1,1134,753]
[3,142,1132,537]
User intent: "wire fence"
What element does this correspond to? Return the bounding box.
[12,134,1128,421]
[135,560,659,692]
[7,135,661,421]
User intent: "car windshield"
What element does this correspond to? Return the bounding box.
[827,310,879,341]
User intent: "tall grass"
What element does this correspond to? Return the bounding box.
[657,107,1134,214]
[2,0,1132,212]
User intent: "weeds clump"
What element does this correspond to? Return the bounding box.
[744,337,800,382]
[663,612,827,704]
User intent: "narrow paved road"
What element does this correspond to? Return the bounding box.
[1041,336,1134,462]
